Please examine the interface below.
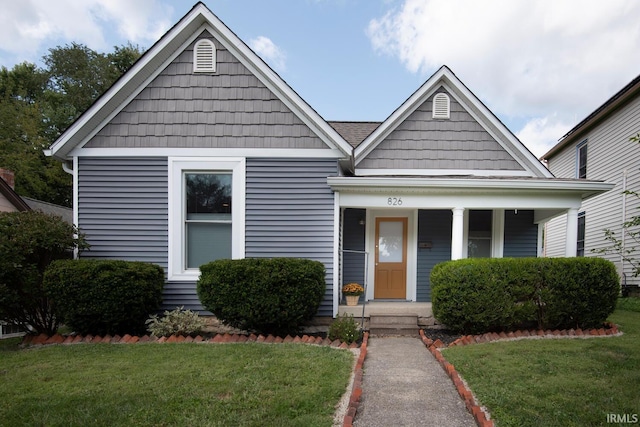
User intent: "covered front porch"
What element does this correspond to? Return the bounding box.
[329,176,612,317]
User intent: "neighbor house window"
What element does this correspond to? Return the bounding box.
[577,211,585,256]
[577,140,587,179]
[193,39,216,73]
[432,93,450,119]
[468,210,492,258]
[168,158,245,280]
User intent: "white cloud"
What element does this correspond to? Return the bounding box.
[0,0,173,65]
[367,0,640,153]
[249,36,287,72]
[516,115,573,159]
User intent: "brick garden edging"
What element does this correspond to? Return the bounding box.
[342,331,368,427]
[21,332,361,349]
[420,322,622,427]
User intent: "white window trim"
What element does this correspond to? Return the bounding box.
[168,157,245,281]
[576,139,587,179]
[193,39,216,73]
[432,93,450,119]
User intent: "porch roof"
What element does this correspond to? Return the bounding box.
[328,175,612,201]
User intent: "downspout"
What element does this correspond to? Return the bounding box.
[62,160,74,175]
[621,169,628,285]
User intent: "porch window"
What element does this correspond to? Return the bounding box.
[577,211,585,256]
[468,210,492,258]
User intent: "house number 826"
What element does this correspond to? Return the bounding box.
[387,197,403,206]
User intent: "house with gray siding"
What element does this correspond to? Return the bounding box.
[46,2,612,321]
[542,73,640,290]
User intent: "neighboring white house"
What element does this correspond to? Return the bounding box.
[542,73,640,289]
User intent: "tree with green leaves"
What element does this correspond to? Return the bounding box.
[0,210,88,335]
[0,43,142,207]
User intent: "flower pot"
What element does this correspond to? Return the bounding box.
[346,295,360,306]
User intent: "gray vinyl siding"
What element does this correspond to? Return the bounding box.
[503,210,537,257]
[358,88,524,171]
[78,157,168,265]
[245,158,338,316]
[342,208,366,303]
[77,158,196,311]
[416,210,452,302]
[545,93,640,286]
[87,30,326,150]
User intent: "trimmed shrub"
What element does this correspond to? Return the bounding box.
[197,258,326,336]
[0,210,88,335]
[146,306,205,337]
[431,257,619,334]
[44,259,164,335]
[328,314,362,344]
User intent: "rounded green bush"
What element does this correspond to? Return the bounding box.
[44,259,165,335]
[431,257,619,334]
[197,258,326,336]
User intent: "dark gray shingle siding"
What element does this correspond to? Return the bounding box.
[358,88,524,171]
[87,31,326,150]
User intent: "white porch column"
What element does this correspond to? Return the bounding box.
[565,208,578,257]
[451,207,465,260]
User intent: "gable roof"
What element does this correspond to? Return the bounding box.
[0,176,30,211]
[23,197,73,224]
[542,72,640,160]
[46,2,352,161]
[328,121,381,148]
[354,66,553,178]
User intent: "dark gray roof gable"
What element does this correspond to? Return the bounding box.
[46,2,353,160]
[542,72,640,160]
[354,66,553,178]
[328,121,381,147]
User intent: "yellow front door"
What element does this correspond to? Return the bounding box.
[374,217,407,299]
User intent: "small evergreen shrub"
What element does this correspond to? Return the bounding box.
[197,258,326,336]
[44,259,164,336]
[431,257,619,334]
[328,314,361,344]
[146,306,205,337]
[0,211,88,335]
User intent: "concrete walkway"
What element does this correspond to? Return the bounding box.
[353,336,476,427]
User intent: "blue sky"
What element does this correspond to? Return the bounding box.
[1,0,640,157]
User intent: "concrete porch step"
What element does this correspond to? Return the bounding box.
[369,314,420,337]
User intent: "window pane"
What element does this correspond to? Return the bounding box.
[577,212,586,257]
[578,144,587,179]
[378,221,404,263]
[468,210,492,258]
[186,222,232,268]
[186,173,231,220]
[468,238,491,258]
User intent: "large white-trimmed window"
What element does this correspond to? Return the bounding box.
[193,39,216,73]
[168,158,245,280]
[576,140,587,179]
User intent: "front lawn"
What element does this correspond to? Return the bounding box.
[0,342,354,426]
[444,308,640,427]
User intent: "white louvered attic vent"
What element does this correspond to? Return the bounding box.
[193,39,216,73]
[432,93,450,119]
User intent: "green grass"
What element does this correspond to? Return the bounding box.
[444,309,640,427]
[617,296,640,313]
[0,343,354,427]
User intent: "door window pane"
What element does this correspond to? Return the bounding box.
[378,221,404,263]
